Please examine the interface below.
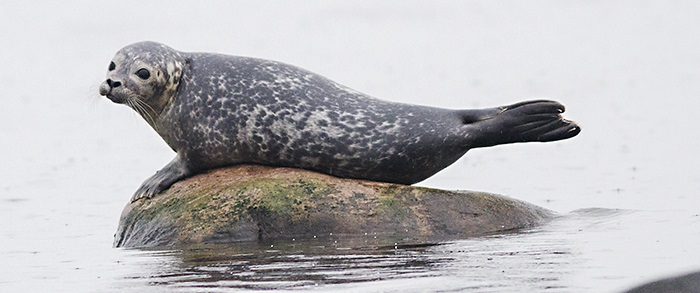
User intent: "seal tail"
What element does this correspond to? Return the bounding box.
[458,100,581,148]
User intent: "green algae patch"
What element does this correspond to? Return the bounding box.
[243,178,335,218]
[114,165,553,248]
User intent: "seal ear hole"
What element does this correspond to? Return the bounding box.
[135,68,151,80]
[108,61,116,71]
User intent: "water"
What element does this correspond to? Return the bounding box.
[2,1,700,292]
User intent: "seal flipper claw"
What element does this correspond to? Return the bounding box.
[131,155,190,202]
[536,120,580,142]
[504,99,565,114]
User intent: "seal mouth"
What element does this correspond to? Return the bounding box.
[105,93,125,104]
[99,82,123,103]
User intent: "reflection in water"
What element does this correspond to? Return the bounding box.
[124,239,449,291]
[116,209,630,292]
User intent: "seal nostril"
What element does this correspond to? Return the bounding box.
[107,79,122,88]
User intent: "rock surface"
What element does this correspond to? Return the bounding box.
[623,271,700,293]
[114,165,553,248]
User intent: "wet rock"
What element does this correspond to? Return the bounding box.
[623,271,700,293]
[114,165,553,248]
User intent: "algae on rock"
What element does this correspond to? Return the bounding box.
[114,165,552,248]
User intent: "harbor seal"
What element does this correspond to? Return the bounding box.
[99,41,580,202]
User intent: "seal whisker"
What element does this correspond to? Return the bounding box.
[124,99,141,121]
[133,97,157,116]
[127,98,150,126]
[140,103,159,128]
[130,98,156,127]
[140,100,159,127]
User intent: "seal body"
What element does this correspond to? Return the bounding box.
[99,42,580,201]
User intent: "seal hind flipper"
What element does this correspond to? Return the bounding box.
[132,155,191,202]
[463,100,580,148]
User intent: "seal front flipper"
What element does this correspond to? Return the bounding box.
[462,100,581,148]
[131,155,191,202]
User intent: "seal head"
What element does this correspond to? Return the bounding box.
[99,41,184,127]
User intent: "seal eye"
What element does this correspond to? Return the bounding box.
[135,68,151,80]
[108,61,116,71]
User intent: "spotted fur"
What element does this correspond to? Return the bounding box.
[100,42,580,201]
